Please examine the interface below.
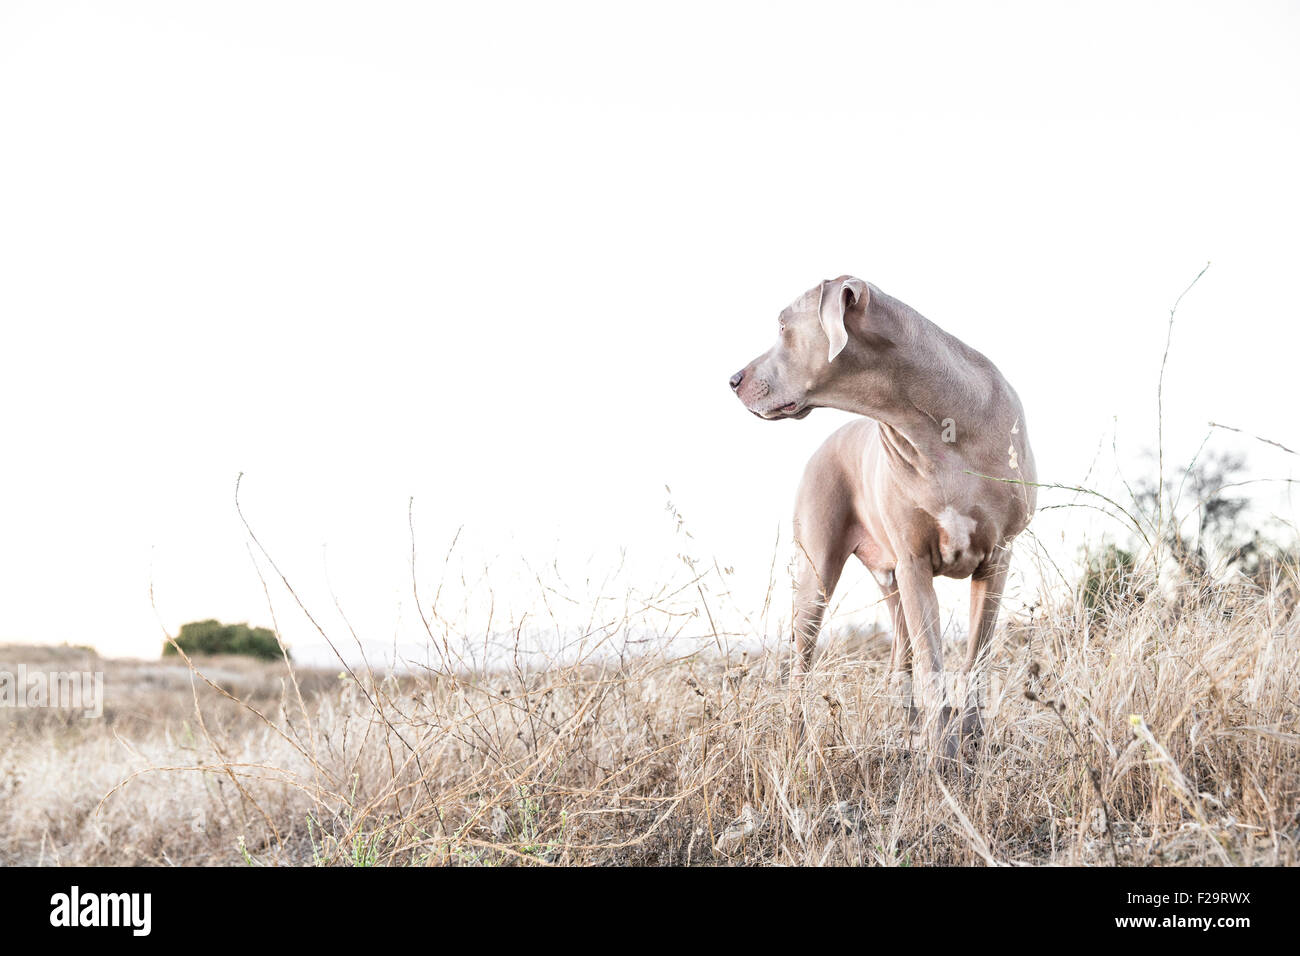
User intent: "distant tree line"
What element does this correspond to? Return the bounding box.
[1079,450,1298,614]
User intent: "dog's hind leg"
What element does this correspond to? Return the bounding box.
[790,521,852,690]
[789,463,858,690]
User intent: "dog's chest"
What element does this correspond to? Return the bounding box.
[880,480,1005,578]
[858,428,1028,579]
[930,505,993,577]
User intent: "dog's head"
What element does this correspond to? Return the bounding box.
[729,275,869,420]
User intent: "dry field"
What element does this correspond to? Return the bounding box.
[2,552,1298,867]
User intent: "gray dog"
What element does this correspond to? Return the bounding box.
[731,276,1036,755]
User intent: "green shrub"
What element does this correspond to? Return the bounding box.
[164,619,286,661]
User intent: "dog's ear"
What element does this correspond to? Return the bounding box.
[817,276,867,362]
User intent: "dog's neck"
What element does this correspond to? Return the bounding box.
[830,287,1001,474]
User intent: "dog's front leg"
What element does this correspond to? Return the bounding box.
[894,555,956,757]
[881,578,918,734]
[960,548,1012,739]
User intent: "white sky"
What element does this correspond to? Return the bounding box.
[2,1,1298,660]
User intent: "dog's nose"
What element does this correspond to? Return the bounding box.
[729,370,745,391]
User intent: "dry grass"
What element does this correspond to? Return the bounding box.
[3,551,1298,867]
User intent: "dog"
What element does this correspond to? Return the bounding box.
[730,276,1036,755]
